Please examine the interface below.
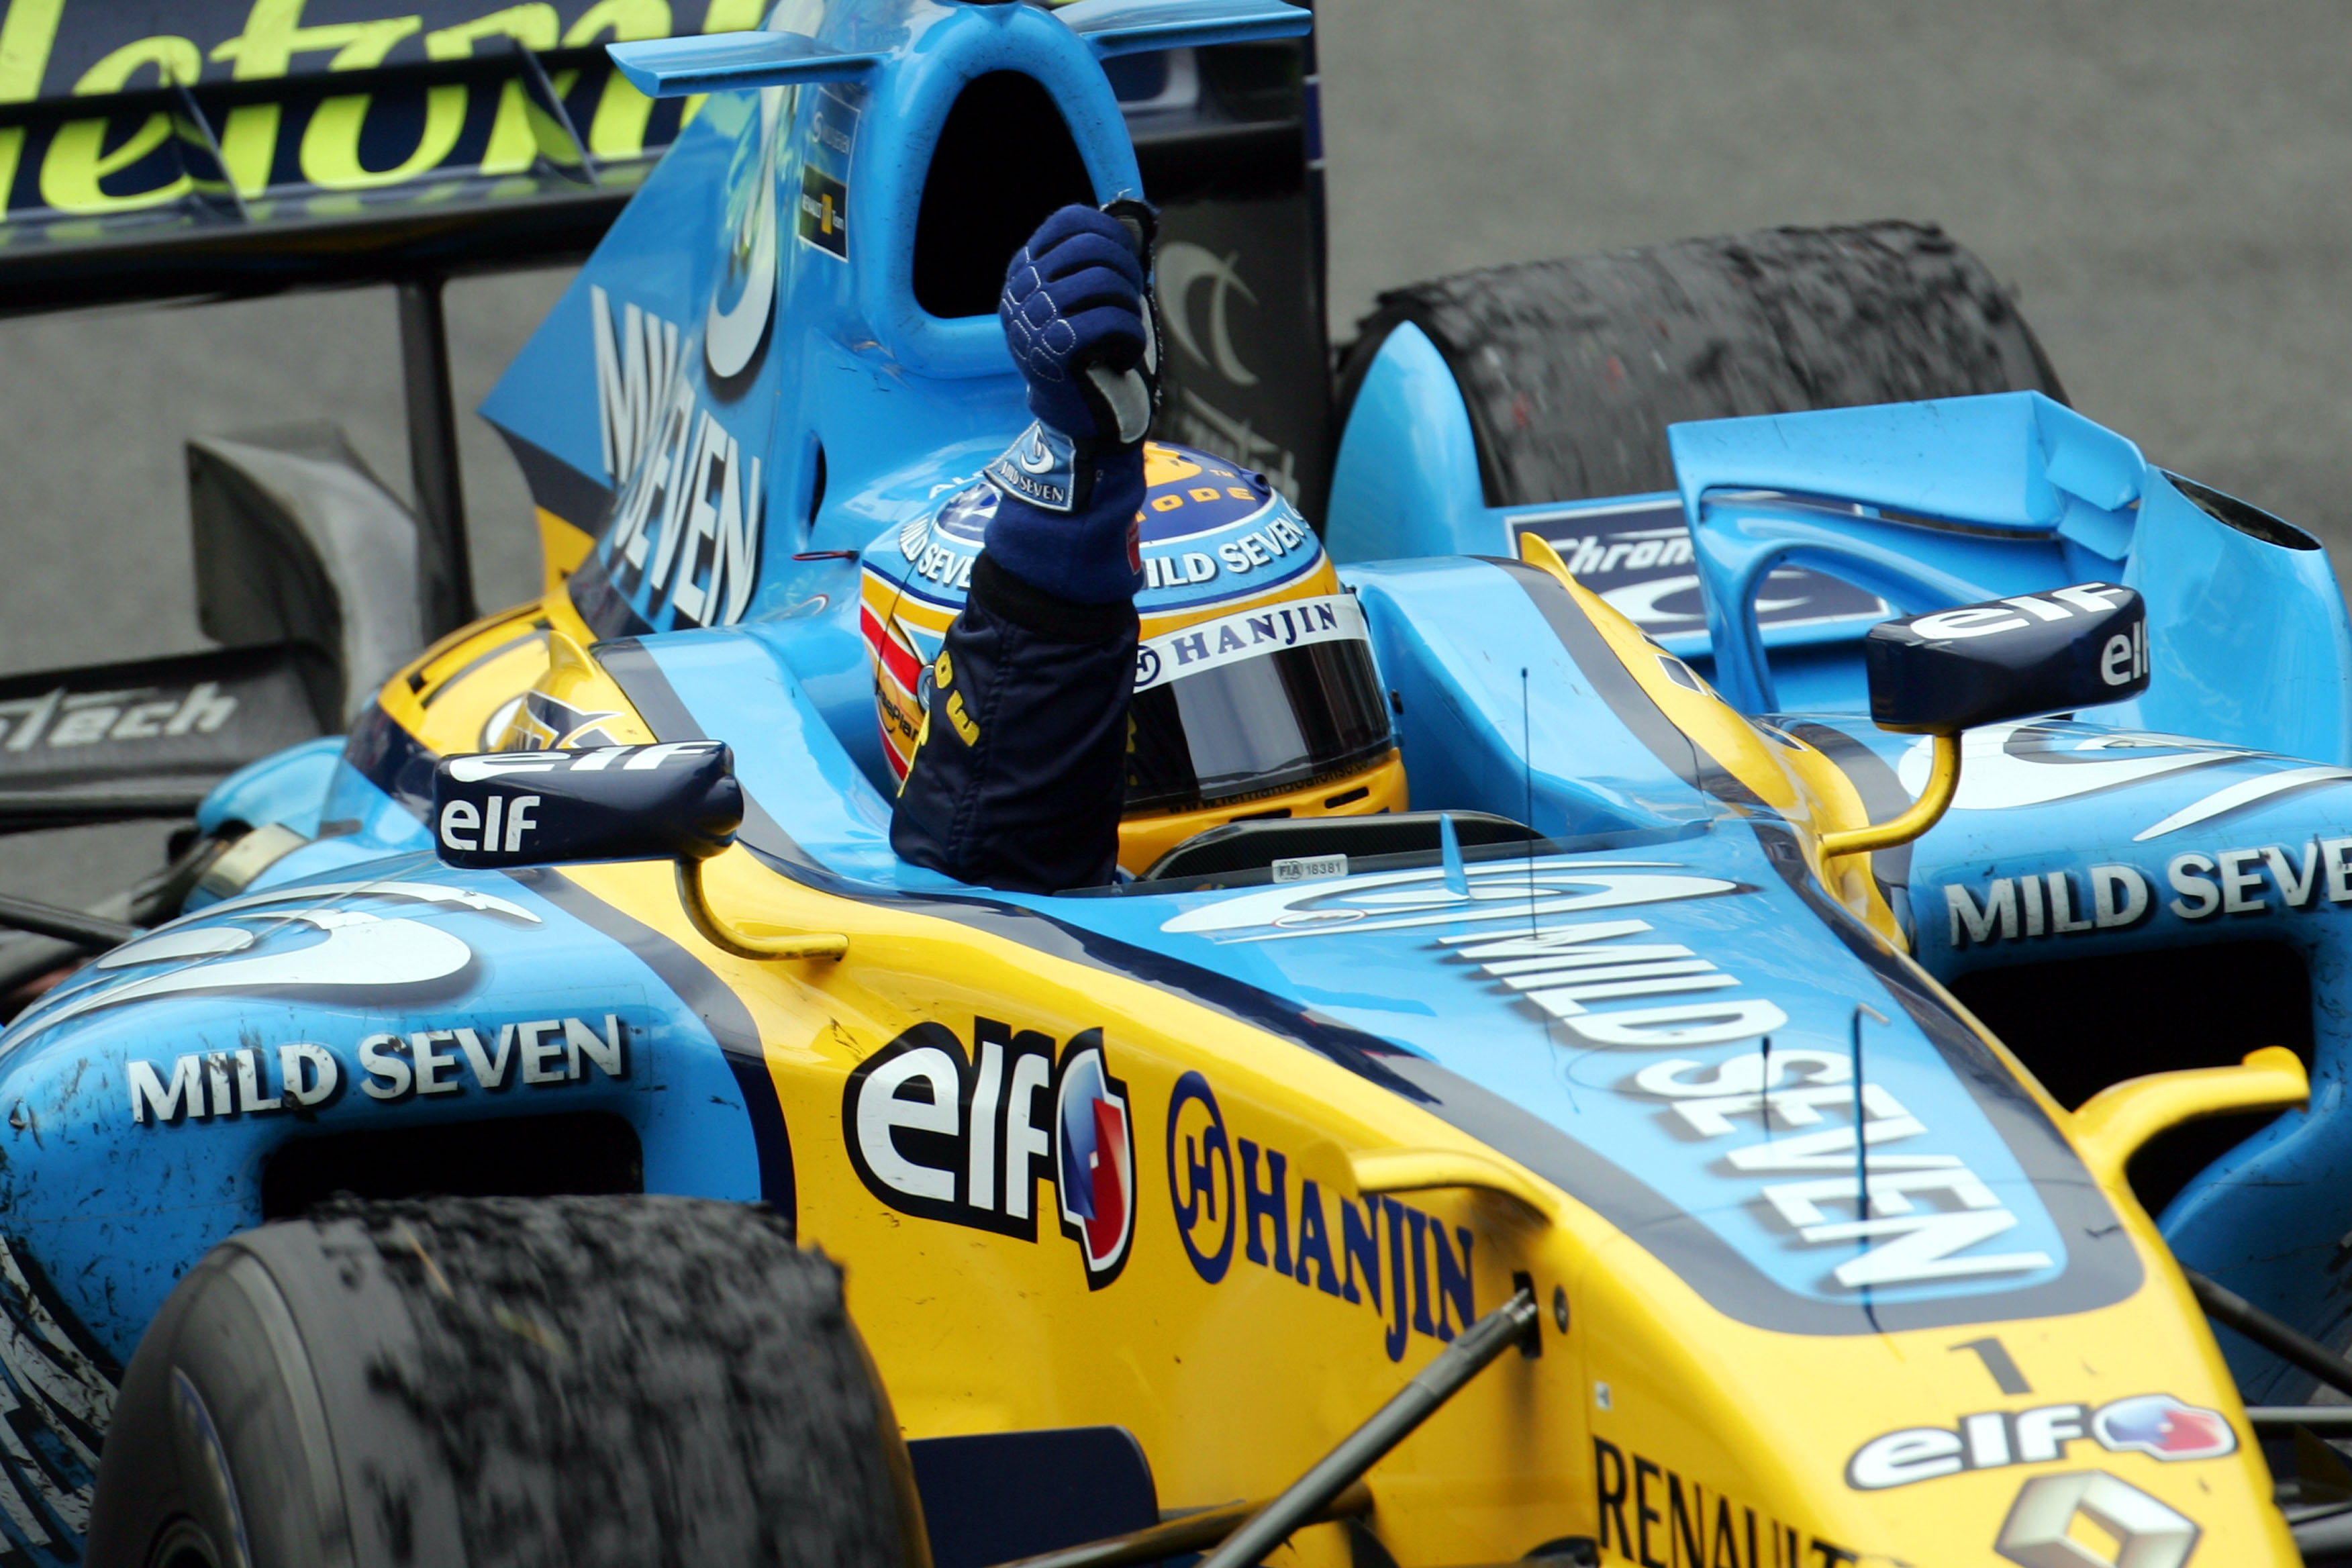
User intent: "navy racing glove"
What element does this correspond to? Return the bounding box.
[1000,202,1157,444]
[982,202,1159,605]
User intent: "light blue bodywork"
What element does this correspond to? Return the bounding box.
[0,0,2346,1557]
[1328,312,2352,1398]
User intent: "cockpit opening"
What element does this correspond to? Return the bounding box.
[914,71,1095,320]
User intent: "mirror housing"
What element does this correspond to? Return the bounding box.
[1864,582,2149,736]
[1820,583,2151,861]
[432,742,741,870]
[2071,1046,2307,1190]
[430,742,845,962]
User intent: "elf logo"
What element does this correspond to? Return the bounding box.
[1847,1393,2235,1490]
[844,1018,1134,1287]
[1906,583,2136,646]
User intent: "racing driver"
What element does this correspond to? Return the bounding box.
[887,203,1399,892]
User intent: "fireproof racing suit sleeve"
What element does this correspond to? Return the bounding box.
[889,552,1138,893]
[891,203,1157,891]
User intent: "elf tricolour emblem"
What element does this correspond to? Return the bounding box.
[1055,1038,1134,1284]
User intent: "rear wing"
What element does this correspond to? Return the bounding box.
[0,46,646,309]
[0,1,1319,313]
[0,0,769,639]
[0,7,753,311]
[0,0,1333,832]
[0,0,1332,597]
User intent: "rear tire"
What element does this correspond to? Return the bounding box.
[1337,219,2065,505]
[87,1195,919,1568]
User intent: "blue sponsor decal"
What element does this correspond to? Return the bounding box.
[987,422,1081,513]
[1167,1071,1475,1362]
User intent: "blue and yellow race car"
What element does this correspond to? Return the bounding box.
[0,1,2345,1565]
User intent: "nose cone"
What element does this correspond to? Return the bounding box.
[1141,820,2294,1563]
[1,861,536,1057]
[1575,1224,2294,1568]
[0,854,724,1336]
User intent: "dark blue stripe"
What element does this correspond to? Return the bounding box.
[509,866,796,1228]
[341,699,437,819]
[724,1052,799,1218]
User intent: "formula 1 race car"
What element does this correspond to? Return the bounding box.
[0,1,2350,1566]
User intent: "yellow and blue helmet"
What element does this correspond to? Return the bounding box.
[861,442,1405,872]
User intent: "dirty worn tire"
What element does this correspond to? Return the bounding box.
[1336,220,2066,506]
[87,1195,918,1568]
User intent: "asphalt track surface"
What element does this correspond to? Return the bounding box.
[3,0,2349,902]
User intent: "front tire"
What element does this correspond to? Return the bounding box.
[88,1195,920,1568]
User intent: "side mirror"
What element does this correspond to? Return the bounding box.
[1863,581,2148,736]
[1820,583,2149,860]
[430,743,844,961]
[432,742,742,869]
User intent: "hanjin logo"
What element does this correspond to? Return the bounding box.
[1132,594,1365,693]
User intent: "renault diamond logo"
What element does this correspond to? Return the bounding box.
[1996,1471,2198,1568]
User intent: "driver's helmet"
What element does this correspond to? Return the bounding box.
[859,442,1405,873]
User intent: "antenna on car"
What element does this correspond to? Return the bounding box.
[1851,1003,1890,1225]
[1521,667,1537,935]
[1852,1002,1890,1332]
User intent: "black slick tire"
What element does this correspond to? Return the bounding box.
[1336,219,2066,506]
[87,1195,923,1568]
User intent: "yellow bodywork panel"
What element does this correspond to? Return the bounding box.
[1117,748,1409,875]
[537,836,2293,1567]
[381,587,650,761]
[536,505,599,597]
[379,602,552,757]
[344,573,2295,1566]
[1517,533,1908,946]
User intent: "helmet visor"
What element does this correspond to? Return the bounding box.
[1126,596,1392,811]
